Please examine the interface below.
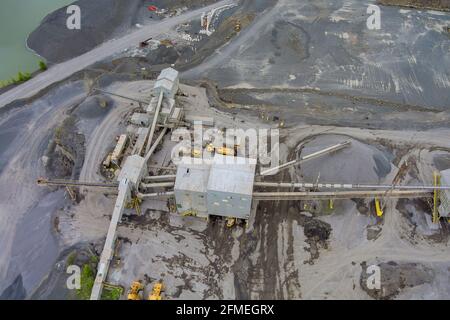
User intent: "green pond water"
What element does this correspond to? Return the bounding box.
[0,0,73,82]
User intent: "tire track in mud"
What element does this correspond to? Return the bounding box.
[231,159,306,299]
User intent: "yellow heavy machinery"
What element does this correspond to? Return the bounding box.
[433,171,441,223]
[181,209,198,217]
[234,21,241,32]
[206,143,236,156]
[126,197,142,215]
[329,199,334,210]
[375,198,383,217]
[192,148,202,158]
[226,217,236,228]
[148,282,164,300]
[127,281,144,300]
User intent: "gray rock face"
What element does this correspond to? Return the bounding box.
[0,275,27,300]
[27,0,144,63]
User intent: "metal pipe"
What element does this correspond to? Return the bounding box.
[37,178,118,189]
[260,140,351,176]
[302,140,351,161]
[142,175,176,181]
[253,190,431,201]
[144,91,164,155]
[94,88,149,105]
[253,181,450,191]
[140,182,175,188]
[148,165,177,171]
[137,191,174,199]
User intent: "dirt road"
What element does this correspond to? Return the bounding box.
[0,0,235,109]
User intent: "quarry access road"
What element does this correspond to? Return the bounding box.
[0,0,235,109]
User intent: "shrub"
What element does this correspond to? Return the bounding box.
[76,264,95,300]
[39,61,47,71]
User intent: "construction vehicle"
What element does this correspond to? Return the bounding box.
[126,197,142,215]
[148,282,164,300]
[103,153,112,168]
[234,21,241,32]
[192,148,202,158]
[181,210,198,217]
[226,217,236,228]
[217,146,236,156]
[127,281,144,300]
[329,199,334,210]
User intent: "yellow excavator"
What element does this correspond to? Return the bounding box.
[127,281,144,300]
[226,217,236,228]
[148,282,164,300]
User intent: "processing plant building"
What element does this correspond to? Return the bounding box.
[174,154,256,219]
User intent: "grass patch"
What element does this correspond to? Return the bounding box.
[75,254,121,300]
[102,286,123,300]
[66,251,78,266]
[0,71,32,88]
[90,255,99,264]
[76,264,95,300]
[0,60,49,89]
[39,60,47,71]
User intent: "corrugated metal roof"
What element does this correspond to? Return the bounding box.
[117,155,146,185]
[158,67,179,82]
[175,157,211,193]
[147,96,175,114]
[154,78,176,91]
[441,169,450,184]
[207,154,256,195]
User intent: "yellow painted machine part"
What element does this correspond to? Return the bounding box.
[126,197,142,215]
[192,149,202,158]
[217,147,235,156]
[149,283,163,300]
[433,172,441,224]
[329,199,334,210]
[182,210,198,217]
[127,281,144,300]
[375,198,383,217]
[226,217,236,228]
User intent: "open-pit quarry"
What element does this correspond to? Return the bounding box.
[0,0,449,301]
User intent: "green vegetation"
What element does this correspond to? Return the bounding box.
[102,286,123,300]
[17,71,32,82]
[66,251,78,265]
[99,99,108,108]
[76,264,95,300]
[0,70,32,88]
[39,60,47,71]
[0,60,49,88]
[74,252,121,300]
[90,254,99,264]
